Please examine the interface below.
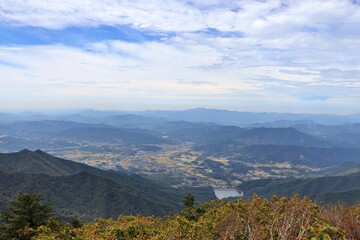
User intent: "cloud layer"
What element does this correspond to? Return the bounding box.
[0,0,359,113]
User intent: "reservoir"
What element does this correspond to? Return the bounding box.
[213,188,243,199]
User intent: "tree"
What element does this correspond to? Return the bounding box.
[180,193,205,221]
[0,192,52,240]
[182,193,195,208]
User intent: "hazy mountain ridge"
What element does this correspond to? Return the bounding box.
[151,123,329,146]
[0,120,169,151]
[139,108,360,125]
[0,110,360,192]
[197,143,360,167]
[0,136,77,152]
[0,120,114,138]
[234,127,330,147]
[2,108,360,125]
[54,127,167,144]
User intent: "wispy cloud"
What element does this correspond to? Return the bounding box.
[0,0,359,113]
[1,0,358,33]
[176,79,219,86]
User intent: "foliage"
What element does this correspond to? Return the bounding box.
[322,202,360,239]
[182,193,195,208]
[0,192,52,240]
[1,193,360,240]
[180,193,206,221]
[298,223,346,240]
[73,216,163,240]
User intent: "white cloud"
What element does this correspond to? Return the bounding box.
[0,0,359,34]
[0,43,255,98]
[1,40,359,111]
[0,0,360,113]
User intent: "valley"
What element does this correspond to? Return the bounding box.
[1,109,359,191]
[0,109,360,221]
[52,143,324,189]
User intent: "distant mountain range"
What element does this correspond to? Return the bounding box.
[0,150,215,221]
[198,143,360,167]
[0,120,112,138]
[2,108,360,125]
[1,119,360,169]
[0,136,77,153]
[160,124,330,147]
[0,109,360,197]
[247,122,360,148]
[1,109,359,210]
[139,108,360,125]
[55,127,167,144]
[1,109,360,148]
[0,120,168,150]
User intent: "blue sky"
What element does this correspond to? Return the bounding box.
[0,0,360,114]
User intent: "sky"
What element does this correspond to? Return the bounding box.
[0,0,360,114]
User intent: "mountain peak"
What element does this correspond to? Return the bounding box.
[19,149,33,154]
[34,149,47,155]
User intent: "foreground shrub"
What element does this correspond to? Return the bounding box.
[3,193,359,240]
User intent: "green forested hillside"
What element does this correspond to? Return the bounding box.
[0,150,215,221]
[240,172,360,204]
[0,171,179,220]
[0,149,96,176]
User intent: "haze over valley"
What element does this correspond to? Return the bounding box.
[1,109,360,195]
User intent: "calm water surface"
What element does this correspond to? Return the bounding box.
[213,188,242,199]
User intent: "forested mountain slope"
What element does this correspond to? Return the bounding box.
[0,150,215,221]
